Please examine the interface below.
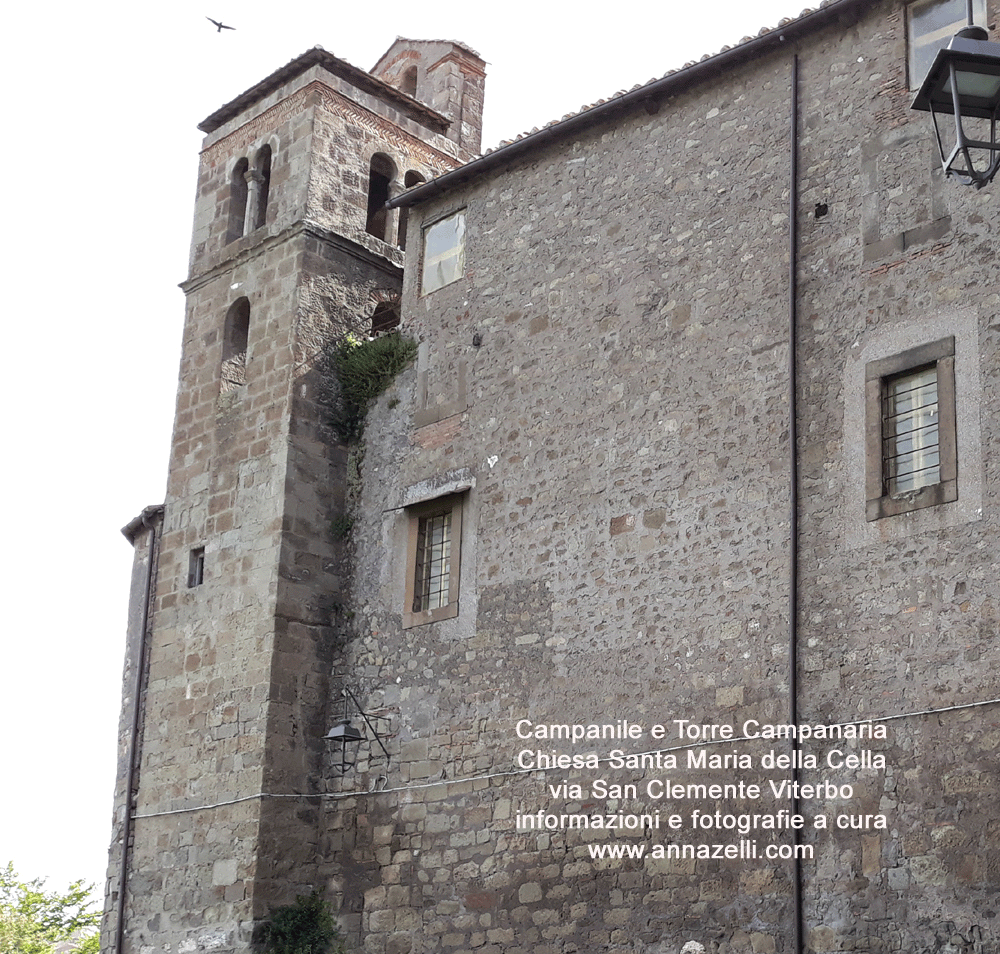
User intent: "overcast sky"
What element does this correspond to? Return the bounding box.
[0,0,808,903]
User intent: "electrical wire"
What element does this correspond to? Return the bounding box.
[130,694,1000,821]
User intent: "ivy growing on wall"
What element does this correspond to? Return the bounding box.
[319,332,417,441]
[260,890,345,954]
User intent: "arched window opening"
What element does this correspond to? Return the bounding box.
[365,153,395,241]
[227,159,249,243]
[370,303,401,335]
[397,171,426,250]
[221,298,250,392]
[250,145,272,231]
[401,66,418,98]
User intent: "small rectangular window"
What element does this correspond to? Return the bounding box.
[883,366,940,494]
[908,0,987,88]
[404,496,463,627]
[188,547,205,588]
[414,511,452,611]
[421,210,465,295]
[866,338,957,520]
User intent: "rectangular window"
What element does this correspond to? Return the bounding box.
[188,547,205,587]
[421,210,465,294]
[414,511,452,611]
[883,366,940,494]
[404,496,463,627]
[866,338,957,520]
[908,0,987,88]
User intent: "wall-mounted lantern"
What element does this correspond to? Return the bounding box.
[324,687,391,775]
[911,25,1000,188]
[325,718,365,774]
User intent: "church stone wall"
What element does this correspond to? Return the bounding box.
[321,3,1000,953]
[107,4,1000,953]
[792,3,1000,945]
[110,225,302,951]
[331,40,796,946]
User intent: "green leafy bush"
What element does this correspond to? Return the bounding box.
[320,332,417,441]
[330,514,353,540]
[261,890,344,954]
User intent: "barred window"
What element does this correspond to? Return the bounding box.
[883,366,940,494]
[404,495,463,627]
[866,338,957,520]
[413,510,451,612]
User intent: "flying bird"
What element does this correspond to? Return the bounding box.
[206,16,235,32]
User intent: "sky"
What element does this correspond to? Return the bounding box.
[0,0,809,907]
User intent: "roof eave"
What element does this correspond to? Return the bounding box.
[389,0,868,210]
[122,505,165,545]
[198,47,451,134]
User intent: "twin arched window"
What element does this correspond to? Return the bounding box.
[227,145,272,243]
[365,156,426,249]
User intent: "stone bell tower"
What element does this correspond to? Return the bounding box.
[103,40,485,954]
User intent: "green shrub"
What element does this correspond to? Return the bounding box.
[261,890,344,954]
[322,332,417,441]
[330,514,353,540]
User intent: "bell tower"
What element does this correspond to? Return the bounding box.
[104,41,485,954]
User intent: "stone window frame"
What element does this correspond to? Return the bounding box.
[403,494,463,628]
[225,144,274,243]
[420,208,466,295]
[187,547,205,588]
[906,0,988,89]
[865,336,957,521]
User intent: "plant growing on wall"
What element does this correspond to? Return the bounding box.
[319,331,417,441]
[260,890,345,954]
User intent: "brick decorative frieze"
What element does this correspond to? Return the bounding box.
[203,81,460,171]
[201,86,312,165]
[312,84,460,168]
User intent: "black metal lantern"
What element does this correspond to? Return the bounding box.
[911,25,1000,188]
[325,718,365,774]
[324,687,391,775]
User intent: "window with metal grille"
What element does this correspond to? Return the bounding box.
[883,365,940,494]
[413,510,451,612]
[404,495,463,627]
[866,337,957,521]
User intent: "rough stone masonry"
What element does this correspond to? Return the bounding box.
[107,5,1000,953]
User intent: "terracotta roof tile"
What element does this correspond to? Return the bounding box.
[482,3,832,156]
